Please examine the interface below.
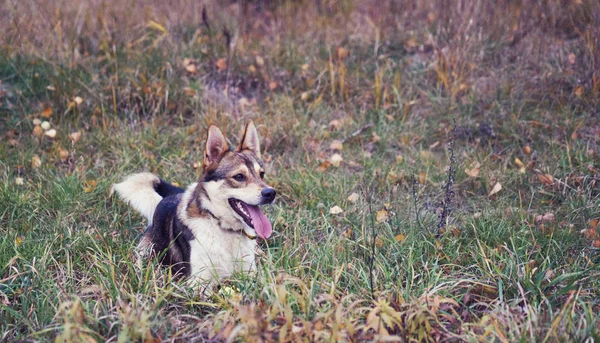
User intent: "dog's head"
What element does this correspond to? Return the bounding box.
[199,121,275,240]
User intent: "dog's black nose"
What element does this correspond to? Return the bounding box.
[261,188,276,202]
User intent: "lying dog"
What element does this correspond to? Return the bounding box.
[113,121,275,286]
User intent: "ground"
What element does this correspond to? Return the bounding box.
[1,0,599,341]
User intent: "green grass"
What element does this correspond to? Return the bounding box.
[1,0,600,341]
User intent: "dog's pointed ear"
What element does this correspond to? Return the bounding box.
[203,125,229,167]
[235,121,261,157]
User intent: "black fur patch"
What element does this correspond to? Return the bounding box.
[144,193,194,278]
[153,179,185,198]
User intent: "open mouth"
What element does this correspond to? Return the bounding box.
[228,198,273,240]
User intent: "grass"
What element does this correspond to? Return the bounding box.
[1,0,599,341]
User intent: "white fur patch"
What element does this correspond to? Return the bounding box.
[177,182,257,285]
[112,172,162,224]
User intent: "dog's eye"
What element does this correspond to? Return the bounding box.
[259,171,265,179]
[233,174,246,182]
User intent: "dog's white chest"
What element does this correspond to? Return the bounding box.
[187,218,257,283]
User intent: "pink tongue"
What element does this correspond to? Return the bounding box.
[246,204,272,239]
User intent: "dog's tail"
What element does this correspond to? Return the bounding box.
[112,172,185,223]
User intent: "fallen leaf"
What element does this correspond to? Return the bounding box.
[488,182,502,196]
[44,129,57,138]
[376,208,391,223]
[328,119,342,131]
[342,228,353,238]
[15,177,24,185]
[74,96,83,105]
[69,131,82,143]
[465,162,481,178]
[41,106,52,118]
[185,63,197,73]
[394,234,406,242]
[41,121,51,130]
[575,86,584,98]
[535,212,555,223]
[329,205,343,214]
[329,140,343,151]
[396,155,404,163]
[58,148,69,162]
[347,193,360,203]
[31,155,42,168]
[418,172,427,184]
[537,173,554,185]
[83,180,97,193]
[330,153,343,167]
[32,125,44,137]
[215,58,227,72]
[15,236,23,247]
[337,47,349,60]
[255,55,265,66]
[375,237,384,248]
[514,157,526,173]
[317,160,332,172]
[269,81,278,90]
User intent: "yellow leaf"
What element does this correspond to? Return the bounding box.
[376,208,391,223]
[394,234,406,242]
[488,182,502,196]
[31,155,42,168]
[15,236,23,247]
[514,157,526,173]
[83,180,97,193]
[147,20,168,34]
[575,86,584,98]
[375,237,383,248]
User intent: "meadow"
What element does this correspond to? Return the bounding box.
[1,0,599,341]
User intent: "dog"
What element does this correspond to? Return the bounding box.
[112,121,276,287]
